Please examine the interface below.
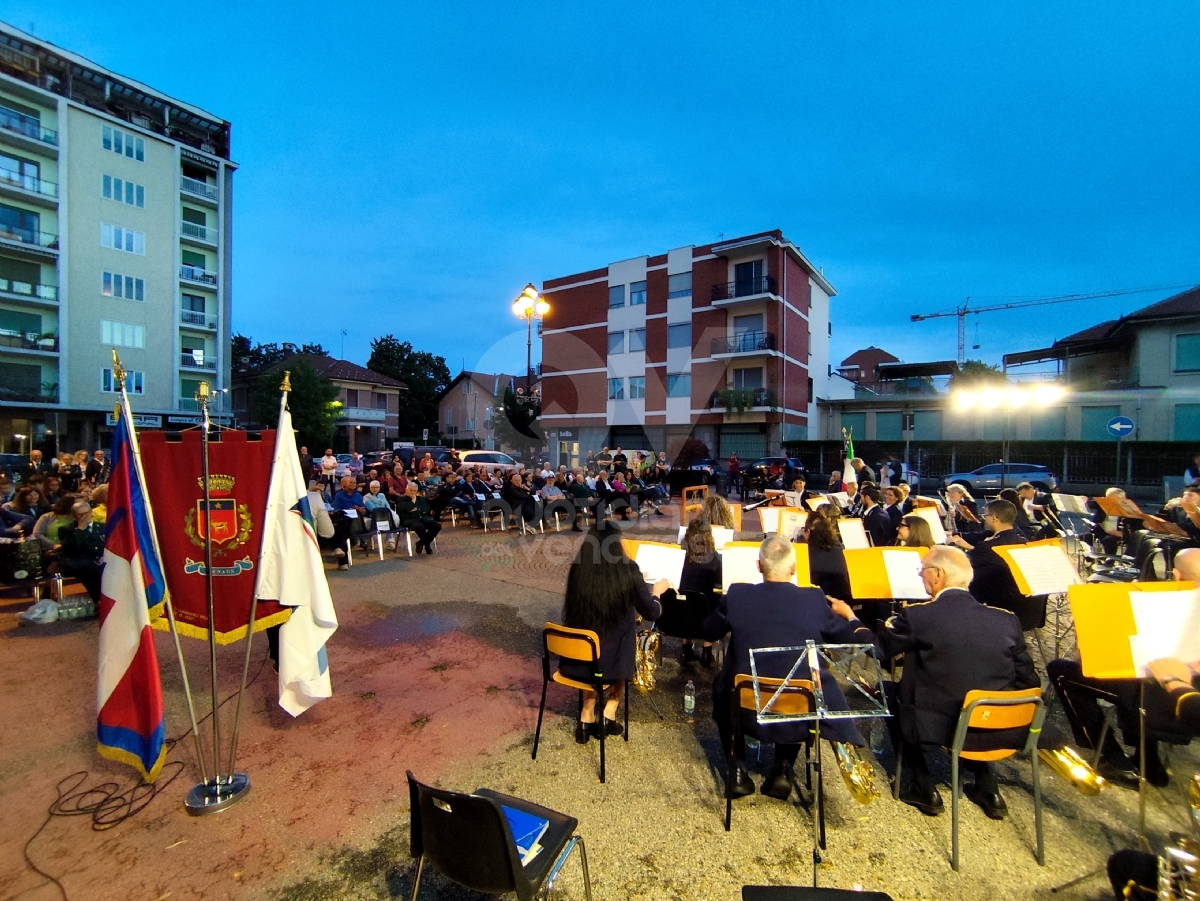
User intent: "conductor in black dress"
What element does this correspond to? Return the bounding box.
[700,535,880,802]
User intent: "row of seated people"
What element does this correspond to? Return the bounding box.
[0,488,107,602]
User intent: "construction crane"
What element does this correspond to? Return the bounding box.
[910,285,1196,366]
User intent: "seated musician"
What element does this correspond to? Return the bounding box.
[882,487,905,536]
[999,487,1037,539]
[700,535,878,802]
[1157,485,1200,546]
[895,514,936,548]
[656,520,723,666]
[1048,547,1200,788]
[787,475,811,508]
[698,494,736,531]
[944,484,982,535]
[1093,486,1132,554]
[860,485,894,547]
[802,509,851,600]
[948,499,1043,632]
[880,546,1041,818]
[1015,481,1055,525]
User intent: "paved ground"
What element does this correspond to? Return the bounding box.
[2,511,1197,901]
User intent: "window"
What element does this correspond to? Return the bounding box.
[807,377,813,403]
[102,271,145,301]
[1175,334,1200,372]
[102,126,145,162]
[182,293,205,312]
[375,392,388,410]
[667,374,690,397]
[0,152,39,191]
[667,323,691,349]
[102,175,145,208]
[628,328,646,352]
[0,203,39,241]
[445,409,453,426]
[1176,404,1200,441]
[875,412,903,442]
[628,377,646,399]
[101,222,145,254]
[1081,405,1122,441]
[462,379,474,394]
[181,249,206,269]
[0,308,39,334]
[629,280,646,305]
[608,285,625,308]
[668,272,692,298]
[608,331,624,354]
[732,367,763,389]
[346,389,359,407]
[102,367,143,394]
[100,319,145,348]
[465,418,476,431]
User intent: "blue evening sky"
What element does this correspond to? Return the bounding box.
[11,3,1200,377]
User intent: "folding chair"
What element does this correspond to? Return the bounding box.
[727,674,817,833]
[482,500,507,532]
[406,771,592,901]
[368,507,397,560]
[532,623,629,784]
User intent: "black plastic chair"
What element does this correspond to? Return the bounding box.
[406,771,592,901]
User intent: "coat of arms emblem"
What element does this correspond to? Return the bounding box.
[184,474,252,551]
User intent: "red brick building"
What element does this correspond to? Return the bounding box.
[539,230,840,467]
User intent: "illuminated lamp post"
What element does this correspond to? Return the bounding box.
[952,383,1068,490]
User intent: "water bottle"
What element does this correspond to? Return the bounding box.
[869,718,885,754]
[683,680,696,721]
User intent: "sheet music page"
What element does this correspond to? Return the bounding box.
[806,496,828,512]
[882,550,928,599]
[1128,588,1200,676]
[778,510,806,541]
[758,507,781,534]
[677,525,734,548]
[720,546,762,590]
[830,492,850,507]
[838,518,870,550]
[634,544,686,590]
[912,507,947,544]
[1051,493,1090,515]
[1005,544,1081,595]
[915,496,948,515]
[784,491,803,508]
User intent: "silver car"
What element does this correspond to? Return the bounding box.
[441,450,523,474]
[943,463,1058,493]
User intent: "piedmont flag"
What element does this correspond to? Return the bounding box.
[842,431,857,487]
[256,397,338,716]
[97,402,168,782]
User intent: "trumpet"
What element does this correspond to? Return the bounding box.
[833,741,880,805]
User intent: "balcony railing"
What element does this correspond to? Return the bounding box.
[0,278,56,301]
[0,167,56,197]
[338,406,388,422]
[0,105,58,146]
[711,275,778,303]
[0,385,58,404]
[711,330,777,355]
[180,265,217,285]
[180,351,216,370]
[180,175,218,200]
[181,220,216,242]
[0,331,57,351]
[177,397,223,412]
[709,388,776,410]
[0,226,59,250]
[180,309,217,329]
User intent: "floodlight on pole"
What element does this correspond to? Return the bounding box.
[951,382,1071,489]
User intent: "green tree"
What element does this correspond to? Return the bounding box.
[252,360,341,449]
[366,335,451,439]
[232,334,329,372]
[493,386,542,457]
[948,359,1006,390]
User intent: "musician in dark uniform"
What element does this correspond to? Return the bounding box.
[949,499,1042,631]
[880,545,1040,818]
[700,535,880,802]
[860,485,894,547]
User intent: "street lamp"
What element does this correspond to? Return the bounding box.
[512,283,549,391]
[951,382,1068,489]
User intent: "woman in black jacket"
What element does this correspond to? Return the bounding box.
[396,482,441,554]
[501,473,538,525]
[803,509,852,601]
[656,520,723,665]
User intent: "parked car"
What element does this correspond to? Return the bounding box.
[742,456,806,488]
[439,449,522,473]
[334,454,353,478]
[943,463,1058,494]
[681,457,725,484]
[0,452,24,481]
[361,451,395,473]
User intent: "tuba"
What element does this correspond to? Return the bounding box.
[633,628,660,692]
[833,741,880,804]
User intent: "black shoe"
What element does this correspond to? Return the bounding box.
[571,523,582,531]
[700,645,714,668]
[680,643,699,664]
[655,508,665,516]
[414,542,424,555]
[1142,756,1171,789]
[899,785,944,816]
[425,543,435,555]
[730,764,755,798]
[575,721,591,744]
[965,784,1008,819]
[762,766,793,801]
[1097,757,1141,790]
[602,717,623,737]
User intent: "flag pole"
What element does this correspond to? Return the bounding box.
[112,350,207,785]
[225,371,290,778]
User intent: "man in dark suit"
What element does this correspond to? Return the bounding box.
[15,449,50,485]
[298,446,314,482]
[860,485,893,547]
[880,546,1040,819]
[949,499,1041,630]
[700,535,880,801]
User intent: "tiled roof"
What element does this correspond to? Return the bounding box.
[259,354,408,389]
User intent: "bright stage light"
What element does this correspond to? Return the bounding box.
[978,387,1003,410]
[953,391,976,411]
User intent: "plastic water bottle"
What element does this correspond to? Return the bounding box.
[683,680,696,722]
[870,718,885,754]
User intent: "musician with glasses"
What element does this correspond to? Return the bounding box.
[948,499,1041,632]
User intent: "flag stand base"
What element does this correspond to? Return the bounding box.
[185,773,250,816]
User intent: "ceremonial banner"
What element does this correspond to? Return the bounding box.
[140,430,290,643]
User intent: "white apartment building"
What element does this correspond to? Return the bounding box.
[0,23,234,455]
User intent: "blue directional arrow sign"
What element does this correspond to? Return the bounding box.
[1107,416,1135,438]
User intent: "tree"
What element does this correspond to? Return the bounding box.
[231,334,329,372]
[251,360,341,450]
[948,359,1006,390]
[493,386,542,457]
[366,335,451,439]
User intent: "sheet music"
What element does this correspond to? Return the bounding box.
[915,496,948,515]
[778,510,806,542]
[882,549,928,599]
[911,507,947,544]
[837,518,870,550]
[830,492,850,507]
[758,507,782,534]
[677,525,734,549]
[1128,588,1200,677]
[1051,493,1090,515]
[634,544,685,590]
[1005,544,1081,595]
[806,496,830,512]
[720,545,800,590]
[784,491,803,508]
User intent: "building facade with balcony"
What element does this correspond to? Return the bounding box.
[437,371,529,451]
[0,24,234,454]
[539,230,845,467]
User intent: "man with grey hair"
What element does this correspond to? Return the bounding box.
[701,535,880,802]
[881,545,1039,818]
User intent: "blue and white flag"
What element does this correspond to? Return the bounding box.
[255,395,338,716]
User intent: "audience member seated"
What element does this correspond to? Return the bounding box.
[307,479,349,569]
[89,484,109,525]
[1,487,41,537]
[397,482,441,554]
[566,470,596,531]
[57,500,105,602]
[607,471,633,520]
[803,509,851,600]
[331,476,369,549]
[363,480,398,551]
[33,495,76,552]
[657,520,723,666]
[501,473,538,526]
[452,471,484,528]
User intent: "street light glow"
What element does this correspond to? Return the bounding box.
[978,387,1003,410]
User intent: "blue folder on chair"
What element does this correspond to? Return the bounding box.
[502,805,550,864]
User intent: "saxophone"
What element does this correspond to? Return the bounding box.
[833,741,880,804]
[633,628,660,692]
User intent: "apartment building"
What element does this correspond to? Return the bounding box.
[437,371,518,450]
[0,23,234,455]
[539,230,843,468]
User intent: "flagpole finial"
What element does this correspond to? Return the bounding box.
[280,370,291,393]
[111,349,127,390]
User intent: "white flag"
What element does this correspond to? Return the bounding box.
[255,399,338,716]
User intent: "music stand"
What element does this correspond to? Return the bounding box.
[748,642,889,888]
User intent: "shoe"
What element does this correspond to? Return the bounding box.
[964,784,1008,819]
[680,643,699,665]
[590,717,623,738]
[414,543,424,555]
[899,784,944,816]
[656,508,665,516]
[571,524,582,532]
[1096,757,1141,790]
[700,645,714,668]
[425,543,435,555]
[762,766,793,800]
[1143,756,1171,789]
[729,764,755,798]
[575,721,592,744]
[338,563,349,571]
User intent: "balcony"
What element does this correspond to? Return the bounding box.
[177,397,224,413]
[180,309,217,329]
[711,275,779,305]
[0,331,57,352]
[708,387,777,411]
[0,167,57,201]
[180,351,216,371]
[0,226,59,253]
[0,278,56,303]
[180,264,217,286]
[180,175,218,201]
[181,220,217,243]
[0,386,57,404]
[339,406,388,423]
[0,105,58,148]
[711,330,777,357]
[1065,367,1138,391]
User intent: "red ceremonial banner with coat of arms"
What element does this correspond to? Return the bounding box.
[140,429,290,643]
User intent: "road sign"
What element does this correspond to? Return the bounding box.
[1107,416,1135,438]
[422,428,429,441]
